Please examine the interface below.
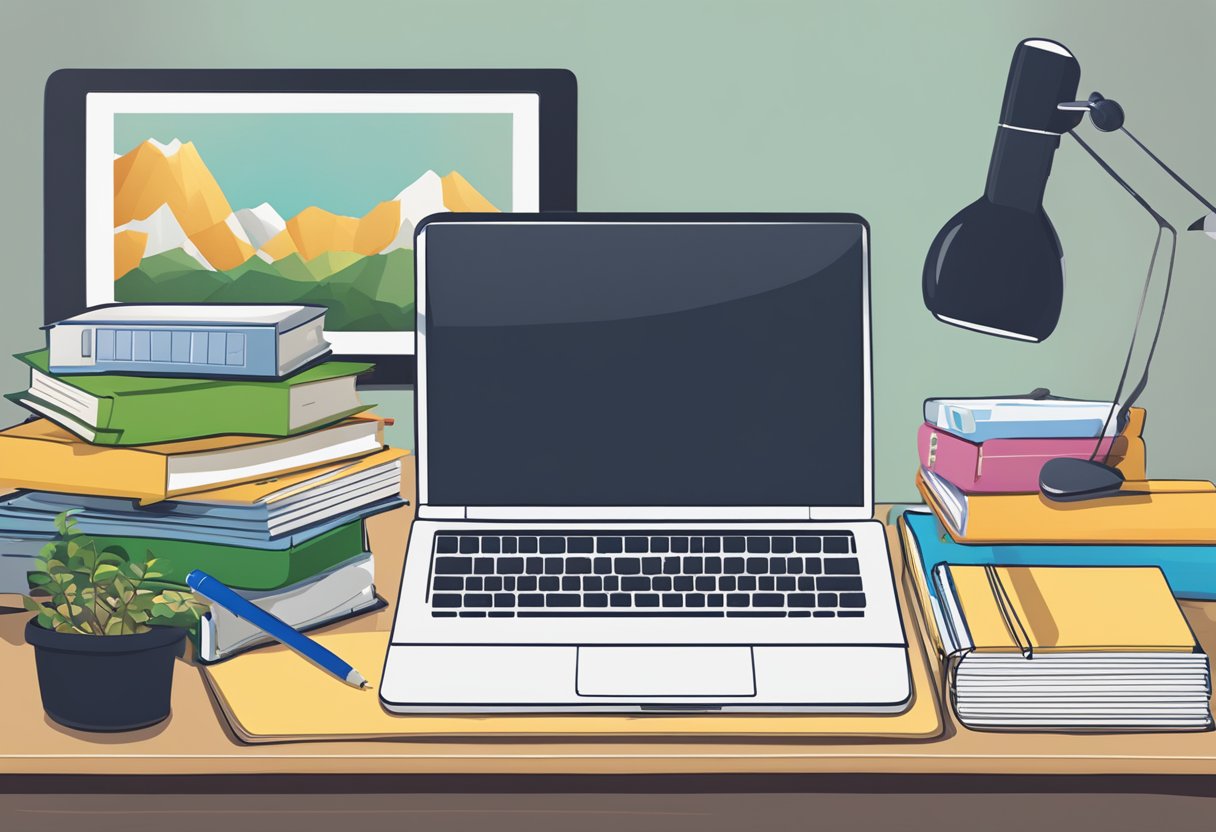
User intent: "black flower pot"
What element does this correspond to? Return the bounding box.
[25,618,186,732]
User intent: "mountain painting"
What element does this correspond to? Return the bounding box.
[112,113,512,332]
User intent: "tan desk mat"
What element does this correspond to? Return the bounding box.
[201,629,942,743]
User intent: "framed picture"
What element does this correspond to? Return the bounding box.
[45,69,578,385]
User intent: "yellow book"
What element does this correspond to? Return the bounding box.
[943,564,1196,655]
[0,415,385,504]
[917,469,1216,545]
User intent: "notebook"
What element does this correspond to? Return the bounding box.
[933,563,1211,731]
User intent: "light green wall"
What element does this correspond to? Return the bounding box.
[3,0,1215,502]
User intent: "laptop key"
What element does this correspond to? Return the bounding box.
[501,537,517,554]
[566,557,592,574]
[728,611,785,618]
[819,576,863,592]
[481,537,501,554]
[704,537,722,554]
[771,537,794,554]
[795,536,822,553]
[616,557,641,574]
[670,537,689,554]
[484,576,502,591]
[474,557,494,575]
[824,537,851,554]
[583,576,602,592]
[518,576,537,592]
[724,557,745,574]
[674,576,694,592]
[777,577,796,592]
[746,537,770,554]
[518,536,539,554]
[545,557,565,574]
[598,537,623,554]
[642,557,662,575]
[465,577,483,591]
[519,593,544,607]
[635,593,660,607]
[738,576,756,591]
[724,536,746,553]
[540,537,566,554]
[435,557,471,574]
[704,556,722,573]
[436,536,459,554]
[695,576,716,592]
[540,576,559,591]
[464,593,492,608]
[494,593,515,607]
[719,576,737,591]
[594,557,612,574]
[562,576,580,591]
[726,593,750,607]
[689,537,704,554]
[840,593,867,608]
[652,576,672,592]
[825,557,861,575]
[568,537,594,554]
[758,576,775,591]
[526,557,544,574]
[708,594,724,607]
[622,577,651,592]
[604,576,620,591]
[789,593,816,607]
[546,593,580,607]
[753,593,783,607]
[610,593,631,607]
[662,594,683,608]
[432,594,462,608]
[625,537,648,553]
[433,576,463,591]
[819,592,838,607]
[459,536,479,554]
[650,537,670,554]
[497,557,524,574]
[803,557,823,574]
[584,593,609,608]
[683,556,703,574]
[769,556,786,574]
[686,593,705,607]
[503,577,516,591]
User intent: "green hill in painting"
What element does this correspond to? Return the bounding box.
[114,249,415,332]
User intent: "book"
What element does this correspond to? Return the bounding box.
[46,304,329,378]
[196,552,382,662]
[0,518,368,591]
[0,448,408,544]
[0,537,43,595]
[9,349,372,445]
[917,468,1216,544]
[924,394,1119,443]
[932,562,1211,730]
[0,415,385,504]
[897,509,1216,662]
[916,406,1146,493]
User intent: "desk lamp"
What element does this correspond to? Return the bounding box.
[922,38,1216,502]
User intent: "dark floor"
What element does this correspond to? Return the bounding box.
[4,775,1216,832]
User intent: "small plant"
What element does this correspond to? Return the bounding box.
[22,510,208,635]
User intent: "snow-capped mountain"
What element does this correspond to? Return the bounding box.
[114,204,214,270]
[233,202,287,250]
[379,170,447,254]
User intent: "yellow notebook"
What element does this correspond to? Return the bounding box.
[943,564,1197,655]
[175,447,409,506]
[201,630,944,742]
[917,470,1216,545]
[0,415,385,504]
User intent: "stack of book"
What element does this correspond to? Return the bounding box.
[0,305,407,661]
[903,392,1216,731]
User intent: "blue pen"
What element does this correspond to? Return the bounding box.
[186,570,368,689]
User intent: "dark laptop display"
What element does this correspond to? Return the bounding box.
[422,219,867,508]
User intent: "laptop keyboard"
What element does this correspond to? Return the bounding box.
[427,532,865,618]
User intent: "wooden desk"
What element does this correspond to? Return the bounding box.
[3,473,1216,777]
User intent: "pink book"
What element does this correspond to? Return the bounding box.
[917,422,1114,494]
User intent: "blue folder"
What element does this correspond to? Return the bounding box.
[900,508,1216,601]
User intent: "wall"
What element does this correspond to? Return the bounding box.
[2,0,1214,502]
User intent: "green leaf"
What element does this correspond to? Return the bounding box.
[26,571,51,587]
[92,564,120,582]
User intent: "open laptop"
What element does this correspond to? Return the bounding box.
[381,213,911,713]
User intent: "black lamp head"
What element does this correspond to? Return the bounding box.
[923,39,1083,342]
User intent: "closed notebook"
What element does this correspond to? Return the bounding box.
[932,563,1211,731]
[917,407,1145,493]
[9,349,371,445]
[0,415,384,504]
[924,395,1118,443]
[917,468,1216,545]
[1,448,409,545]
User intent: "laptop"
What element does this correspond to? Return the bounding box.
[381,213,911,713]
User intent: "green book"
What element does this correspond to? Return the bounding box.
[88,519,367,591]
[9,349,373,446]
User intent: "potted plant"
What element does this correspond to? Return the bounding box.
[22,511,209,732]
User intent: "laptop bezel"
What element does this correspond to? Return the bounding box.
[412,213,874,523]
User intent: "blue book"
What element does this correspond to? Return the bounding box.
[46,304,330,378]
[900,508,1216,601]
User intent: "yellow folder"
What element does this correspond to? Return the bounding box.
[0,415,385,504]
[944,564,1197,654]
[917,471,1216,545]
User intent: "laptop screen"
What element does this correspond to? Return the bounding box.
[421,219,867,509]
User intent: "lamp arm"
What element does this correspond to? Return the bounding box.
[1066,129,1178,460]
[1120,126,1216,216]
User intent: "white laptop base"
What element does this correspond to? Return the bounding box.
[381,520,911,714]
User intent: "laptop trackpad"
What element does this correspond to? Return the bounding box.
[576,647,756,696]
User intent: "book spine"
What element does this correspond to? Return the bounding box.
[0,436,168,502]
[49,324,280,378]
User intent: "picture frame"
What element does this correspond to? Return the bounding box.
[44,68,578,385]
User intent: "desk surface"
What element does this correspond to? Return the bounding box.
[4,470,1216,776]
